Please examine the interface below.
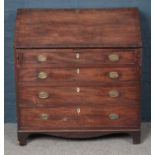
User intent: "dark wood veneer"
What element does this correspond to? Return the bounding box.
[19,105,140,130]
[18,67,140,82]
[19,86,140,106]
[14,8,142,145]
[15,8,142,48]
[17,49,139,67]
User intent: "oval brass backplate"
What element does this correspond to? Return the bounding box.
[108,71,119,79]
[37,55,47,62]
[108,90,119,97]
[108,54,119,62]
[109,113,119,120]
[38,91,49,99]
[38,72,48,79]
[40,113,49,120]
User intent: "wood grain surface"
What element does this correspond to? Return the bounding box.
[14,8,142,145]
[18,85,140,107]
[15,8,142,48]
[19,104,140,130]
[18,67,140,82]
[16,49,140,67]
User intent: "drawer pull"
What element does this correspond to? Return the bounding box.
[108,71,119,79]
[109,113,119,120]
[38,91,49,99]
[108,54,119,62]
[76,87,80,93]
[40,113,49,120]
[37,55,47,62]
[38,72,48,79]
[76,68,80,74]
[108,90,119,97]
[76,53,80,59]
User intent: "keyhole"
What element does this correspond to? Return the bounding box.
[77,108,80,114]
[76,87,80,93]
[76,68,80,74]
[76,53,80,59]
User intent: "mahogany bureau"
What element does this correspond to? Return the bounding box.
[14,8,142,145]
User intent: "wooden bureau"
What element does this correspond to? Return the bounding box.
[14,8,142,145]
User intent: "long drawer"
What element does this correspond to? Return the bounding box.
[17,49,139,67]
[19,104,140,130]
[18,67,140,83]
[19,86,140,106]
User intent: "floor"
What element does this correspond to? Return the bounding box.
[4,123,150,155]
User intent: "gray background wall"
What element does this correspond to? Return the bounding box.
[4,0,151,122]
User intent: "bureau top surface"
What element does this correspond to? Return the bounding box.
[15,8,142,49]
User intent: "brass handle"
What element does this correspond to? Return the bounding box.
[76,53,80,59]
[38,72,48,79]
[109,113,119,120]
[108,54,119,62]
[108,71,119,79]
[37,55,47,62]
[38,91,49,99]
[108,90,119,97]
[40,113,49,120]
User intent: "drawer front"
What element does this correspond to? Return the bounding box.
[19,105,140,130]
[18,67,140,82]
[19,86,140,106]
[17,49,139,67]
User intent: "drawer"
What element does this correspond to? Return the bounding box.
[19,104,140,130]
[17,49,139,67]
[18,67,140,83]
[19,86,140,106]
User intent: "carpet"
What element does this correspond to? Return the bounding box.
[4,123,151,155]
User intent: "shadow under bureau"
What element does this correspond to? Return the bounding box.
[14,8,142,145]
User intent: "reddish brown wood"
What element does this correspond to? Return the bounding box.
[18,86,140,106]
[19,104,140,130]
[14,8,142,145]
[18,67,140,83]
[17,130,140,145]
[18,81,140,87]
[16,49,140,67]
[15,8,142,48]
